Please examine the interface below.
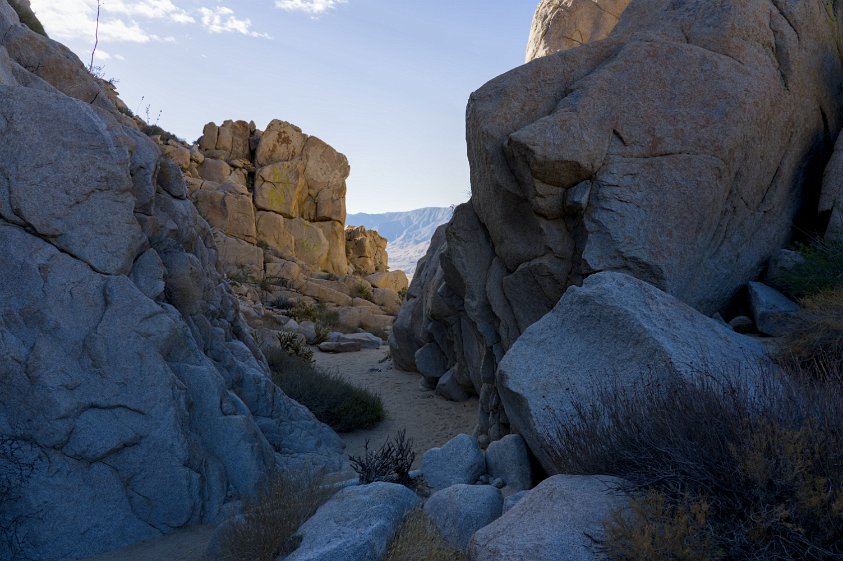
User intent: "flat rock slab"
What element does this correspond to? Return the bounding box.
[318,341,362,353]
[469,475,627,561]
[283,482,420,561]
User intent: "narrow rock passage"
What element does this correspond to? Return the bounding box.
[313,347,479,468]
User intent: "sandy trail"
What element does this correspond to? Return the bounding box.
[313,346,479,468]
[78,345,476,561]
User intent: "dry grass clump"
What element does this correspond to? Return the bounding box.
[266,348,384,432]
[349,430,415,485]
[548,370,843,560]
[384,509,465,561]
[212,470,332,561]
[777,286,843,377]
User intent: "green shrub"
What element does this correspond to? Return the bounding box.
[10,1,47,36]
[356,283,373,300]
[275,331,313,364]
[285,302,339,328]
[212,470,332,561]
[776,239,843,298]
[398,287,408,303]
[141,124,183,145]
[548,370,843,560]
[266,349,384,432]
[349,430,415,485]
[384,509,465,561]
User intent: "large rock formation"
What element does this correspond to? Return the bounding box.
[526,0,630,61]
[391,0,843,445]
[0,5,345,560]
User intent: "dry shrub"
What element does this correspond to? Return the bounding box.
[603,491,722,561]
[777,287,843,376]
[349,430,415,485]
[213,470,332,561]
[266,347,384,432]
[384,509,464,561]
[549,369,843,560]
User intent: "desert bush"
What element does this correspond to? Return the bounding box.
[777,287,843,377]
[776,238,843,298]
[384,509,465,561]
[356,283,373,300]
[274,331,313,364]
[212,470,332,561]
[267,349,383,432]
[398,287,408,303]
[349,430,415,485]
[313,324,331,345]
[548,370,843,560]
[141,124,182,145]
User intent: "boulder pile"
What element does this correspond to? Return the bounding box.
[391,0,843,446]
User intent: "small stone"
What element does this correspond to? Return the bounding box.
[728,315,755,333]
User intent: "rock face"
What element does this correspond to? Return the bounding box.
[346,207,453,276]
[190,119,348,275]
[468,475,627,561]
[820,133,843,243]
[346,225,388,275]
[526,0,630,61]
[498,272,769,474]
[392,0,843,445]
[0,6,344,560]
[423,484,503,551]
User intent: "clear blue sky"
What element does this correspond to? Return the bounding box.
[29,0,538,213]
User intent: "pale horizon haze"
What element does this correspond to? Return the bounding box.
[28,0,538,213]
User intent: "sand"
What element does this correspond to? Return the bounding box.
[313,346,479,468]
[77,345,476,561]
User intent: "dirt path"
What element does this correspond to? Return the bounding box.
[313,346,479,468]
[78,345,477,560]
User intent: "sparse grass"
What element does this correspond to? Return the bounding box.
[356,283,373,300]
[10,1,47,36]
[266,348,384,432]
[211,470,332,561]
[285,302,340,328]
[548,369,843,560]
[777,287,843,377]
[349,430,415,485]
[384,509,465,561]
[775,238,843,298]
[141,124,183,145]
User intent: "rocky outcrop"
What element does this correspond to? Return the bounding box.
[346,225,388,275]
[0,5,344,560]
[497,272,769,473]
[391,0,843,445]
[189,119,349,276]
[526,0,629,61]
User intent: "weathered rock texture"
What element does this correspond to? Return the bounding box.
[498,272,769,473]
[158,121,408,336]
[0,6,344,560]
[526,0,630,61]
[391,0,843,445]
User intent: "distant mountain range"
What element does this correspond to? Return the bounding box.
[347,207,453,276]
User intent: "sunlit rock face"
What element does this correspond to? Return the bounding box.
[526,0,630,61]
[392,0,843,445]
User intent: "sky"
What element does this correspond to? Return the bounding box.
[27,0,538,213]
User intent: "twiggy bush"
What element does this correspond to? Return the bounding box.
[384,509,464,561]
[276,331,313,364]
[775,238,843,298]
[777,287,843,377]
[349,430,415,485]
[212,470,332,561]
[266,348,384,432]
[548,370,843,561]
